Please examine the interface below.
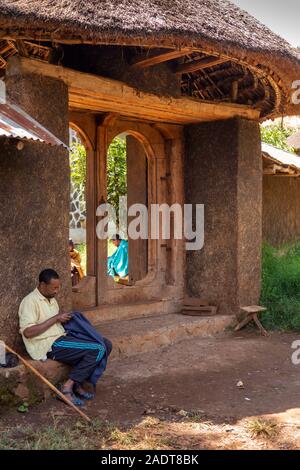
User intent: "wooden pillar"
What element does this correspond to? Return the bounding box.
[127,135,148,283]
[96,123,108,305]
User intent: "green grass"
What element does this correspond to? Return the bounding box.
[0,419,115,450]
[260,242,300,330]
[0,418,174,450]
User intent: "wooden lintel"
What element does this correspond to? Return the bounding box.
[132,48,191,68]
[7,57,260,124]
[175,56,230,75]
[99,112,119,127]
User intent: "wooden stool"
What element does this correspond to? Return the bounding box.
[234,306,268,336]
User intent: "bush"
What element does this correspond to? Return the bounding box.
[260,124,296,152]
[260,242,300,330]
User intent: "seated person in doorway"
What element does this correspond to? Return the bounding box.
[107,234,129,282]
[18,269,112,407]
[69,239,84,286]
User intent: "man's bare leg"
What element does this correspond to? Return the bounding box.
[61,378,75,393]
[76,384,87,394]
[62,379,90,396]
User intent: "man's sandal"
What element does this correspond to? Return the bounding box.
[56,389,85,407]
[74,385,95,400]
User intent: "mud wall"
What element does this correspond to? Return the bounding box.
[185,118,262,316]
[263,175,300,246]
[0,62,71,348]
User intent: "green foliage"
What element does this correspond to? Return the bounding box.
[260,124,296,152]
[17,403,29,413]
[260,242,300,330]
[69,143,87,188]
[107,137,127,213]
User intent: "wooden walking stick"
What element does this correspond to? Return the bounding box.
[4,344,91,424]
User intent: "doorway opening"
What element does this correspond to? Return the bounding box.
[69,127,87,286]
[106,133,148,285]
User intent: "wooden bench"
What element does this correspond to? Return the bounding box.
[234,305,268,336]
[181,297,218,316]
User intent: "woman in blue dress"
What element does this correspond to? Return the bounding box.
[107,234,129,281]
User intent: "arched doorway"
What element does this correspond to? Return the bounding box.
[69,121,97,309]
[96,119,168,308]
[68,116,182,316]
[106,133,148,285]
[69,126,87,284]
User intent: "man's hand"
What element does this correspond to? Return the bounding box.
[23,311,73,339]
[56,312,73,323]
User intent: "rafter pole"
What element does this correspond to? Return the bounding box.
[132,48,192,68]
[175,57,230,75]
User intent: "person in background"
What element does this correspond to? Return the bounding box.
[107,234,129,282]
[69,239,84,286]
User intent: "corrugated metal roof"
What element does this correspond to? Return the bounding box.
[262,142,300,170]
[0,101,69,149]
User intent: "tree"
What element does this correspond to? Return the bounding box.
[260,123,296,153]
[69,142,87,188]
[69,136,127,217]
[107,137,127,213]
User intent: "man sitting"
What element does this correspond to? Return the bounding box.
[18,269,112,406]
[107,234,129,282]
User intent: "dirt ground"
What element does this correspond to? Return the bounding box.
[1,329,300,450]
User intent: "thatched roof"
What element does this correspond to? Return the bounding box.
[0,0,299,118]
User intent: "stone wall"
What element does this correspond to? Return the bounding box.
[69,182,86,244]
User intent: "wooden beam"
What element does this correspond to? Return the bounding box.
[0,54,6,68]
[175,56,230,75]
[24,41,51,51]
[0,41,17,55]
[231,81,239,102]
[15,40,29,58]
[132,48,191,68]
[7,57,260,124]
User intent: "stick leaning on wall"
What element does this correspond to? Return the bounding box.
[4,344,91,424]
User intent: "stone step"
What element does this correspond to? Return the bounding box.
[82,299,181,324]
[0,313,235,406]
[97,313,236,360]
